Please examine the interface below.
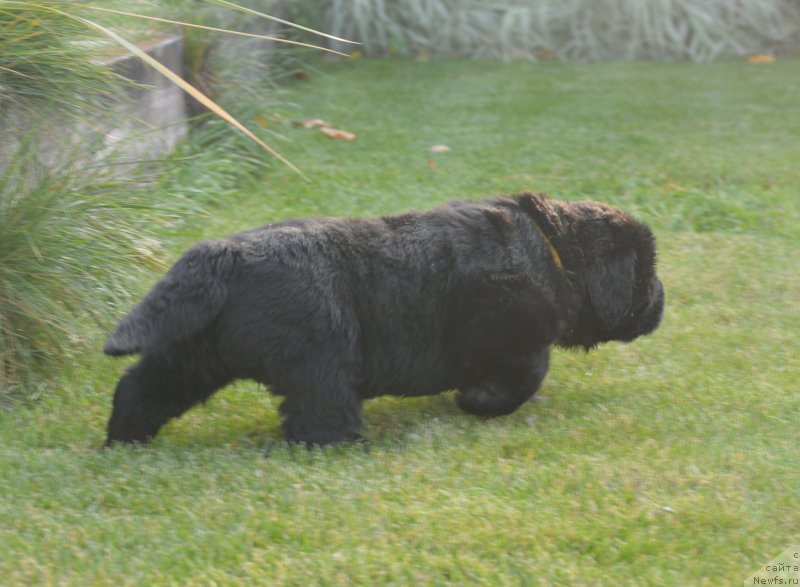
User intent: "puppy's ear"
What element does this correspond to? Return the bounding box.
[586,250,636,330]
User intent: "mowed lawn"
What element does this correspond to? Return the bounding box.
[1,59,799,585]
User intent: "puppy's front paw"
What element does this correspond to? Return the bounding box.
[457,384,512,417]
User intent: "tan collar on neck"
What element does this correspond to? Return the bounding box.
[533,223,564,271]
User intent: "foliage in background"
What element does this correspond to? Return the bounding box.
[178,0,300,118]
[156,106,289,212]
[309,0,800,62]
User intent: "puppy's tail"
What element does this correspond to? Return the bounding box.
[104,240,239,356]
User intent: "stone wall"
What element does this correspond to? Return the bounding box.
[101,35,189,164]
[0,35,188,175]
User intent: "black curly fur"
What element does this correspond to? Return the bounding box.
[104,192,664,446]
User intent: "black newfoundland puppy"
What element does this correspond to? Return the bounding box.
[105,192,663,446]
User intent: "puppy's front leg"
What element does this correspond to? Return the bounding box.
[457,347,549,417]
[277,373,364,446]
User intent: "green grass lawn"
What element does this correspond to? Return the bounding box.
[2,59,799,585]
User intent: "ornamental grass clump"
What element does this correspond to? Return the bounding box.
[0,139,194,398]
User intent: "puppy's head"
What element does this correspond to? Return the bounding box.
[558,202,664,350]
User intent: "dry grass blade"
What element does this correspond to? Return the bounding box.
[209,0,360,45]
[0,64,35,78]
[79,5,351,57]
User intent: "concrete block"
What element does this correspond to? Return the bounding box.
[0,34,188,176]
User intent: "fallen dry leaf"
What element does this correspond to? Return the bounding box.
[320,127,356,140]
[748,54,775,64]
[428,144,451,153]
[302,118,331,129]
[662,181,686,192]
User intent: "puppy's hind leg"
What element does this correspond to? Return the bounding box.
[106,336,232,446]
